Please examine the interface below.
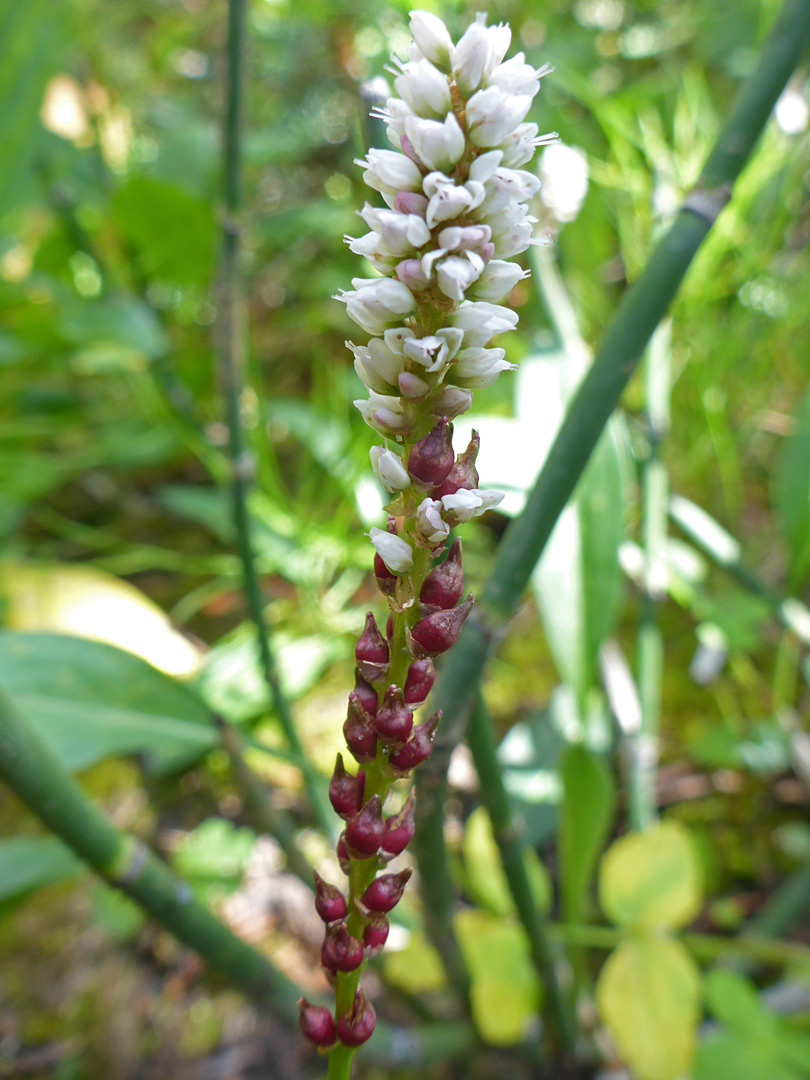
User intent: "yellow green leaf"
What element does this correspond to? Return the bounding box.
[462,805,550,917]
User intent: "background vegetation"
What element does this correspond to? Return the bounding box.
[1,0,810,1077]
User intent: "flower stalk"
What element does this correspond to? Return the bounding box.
[299,10,554,1074]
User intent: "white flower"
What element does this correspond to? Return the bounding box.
[346,232,398,273]
[441,488,504,521]
[415,498,450,543]
[436,224,492,253]
[402,328,463,372]
[394,58,452,118]
[337,277,416,335]
[348,338,403,391]
[488,54,551,97]
[423,171,486,228]
[467,87,534,147]
[436,252,485,300]
[370,446,411,491]
[450,301,519,345]
[500,123,558,167]
[452,346,516,387]
[469,259,528,301]
[430,384,473,418]
[395,258,432,291]
[369,527,414,573]
[404,113,465,172]
[357,149,422,205]
[452,13,511,96]
[409,10,454,70]
[483,166,542,211]
[359,204,431,255]
[354,391,409,435]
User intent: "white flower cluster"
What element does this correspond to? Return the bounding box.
[337,10,553,567]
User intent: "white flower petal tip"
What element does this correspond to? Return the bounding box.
[415,497,451,544]
[370,446,411,491]
[441,488,505,522]
[369,527,414,573]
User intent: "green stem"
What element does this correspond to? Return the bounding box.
[216,0,331,836]
[415,0,810,986]
[466,692,576,1054]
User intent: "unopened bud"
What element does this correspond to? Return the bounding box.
[407,417,455,486]
[321,923,364,973]
[336,832,351,874]
[403,657,435,706]
[329,754,366,819]
[353,672,378,716]
[431,430,480,499]
[373,685,414,744]
[298,998,336,1048]
[343,694,378,764]
[374,552,398,597]
[361,868,413,913]
[410,594,473,657]
[313,870,348,924]
[389,711,441,773]
[355,612,389,681]
[420,538,464,611]
[382,789,415,856]
[336,991,377,1047]
[345,794,385,857]
[363,913,390,953]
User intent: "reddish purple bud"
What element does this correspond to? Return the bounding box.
[363,914,390,953]
[313,870,348,924]
[353,672,378,716]
[386,613,394,640]
[336,991,376,1047]
[355,612,389,681]
[345,794,385,857]
[374,552,398,597]
[321,923,364,973]
[407,417,455,487]
[382,789,415,856]
[343,694,378,764]
[361,868,413,913]
[389,711,441,774]
[420,538,464,612]
[431,430,480,500]
[373,684,414,744]
[329,754,366,820]
[410,594,473,657]
[298,998,336,1048]
[403,657,435,706]
[336,833,351,874]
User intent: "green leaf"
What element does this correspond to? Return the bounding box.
[173,819,257,901]
[0,836,82,906]
[455,908,542,1046]
[694,1032,802,1080]
[461,806,551,917]
[559,743,615,923]
[599,820,703,930]
[58,296,169,362]
[773,387,810,584]
[383,931,447,995]
[596,936,701,1080]
[704,969,776,1037]
[0,632,216,774]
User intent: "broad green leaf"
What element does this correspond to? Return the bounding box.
[559,743,615,923]
[455,908,542,1046]
[461,806,551,917]
[704,969,776,1037]
[773,387,810,584]
[0,632,216,774]
[173,820,257,901]
[599,820,702,930]
[383,931,447,995]
[694,1032,802,1080]
[596,936,701,1080]
[0,561,201,677]
[0,836,82,905]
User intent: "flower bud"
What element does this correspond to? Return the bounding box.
[398,371,431,399]
[430,385,473,419]
[345,794,385,857]
[408,417,455,486]
[441,488,504,522]
[313,870,348,924]
[395,257,431,291]
[374,552,398,597]
[361,868,413,913]
[403,657,435,706]
[420,537,464,611]
[431,430,480,499]
[370,445,411,492]
[343,693,378,764]
[403,113,465,173]
[382,789,416,856]
[409,10,454,69]
[321,923,364,973]
[336,832,351,874]
[389,711,441,773]
[298,998,336,1048]
[369,527,414,575]
[336,991,376,1047]
[373,685,414,745]
[410,594,473,657]
[415,497,450,545]
[355,611,389,681]
[353,673,378,716]
[394,190,429,216]
[362,913,390,953]
[452,14,511,96]
[329,754,366,819]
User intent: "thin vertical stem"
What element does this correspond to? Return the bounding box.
[216,0,331,835]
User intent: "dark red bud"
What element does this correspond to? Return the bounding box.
[321,923,364,973]
[389,711,441,773]
[420,538,464,611]
[343,694,378,764]
[407,417,455,486]
[329,754,366,819]
[361,868,413,913]
[403,657,435,706]
[374,552,398,597]
[336,991,376,1047]
[431,430,480,499]
[298,998,336,1048]
[363,914,390,953]
[410,594,473,657]
[373,684,414,744]
[355,612,389,680]
[353,672,378,716]
[313,870,348,924]
[336,832,351,874]
[382,789,415,856]
[345,794,385,857]
[386,613,394,640]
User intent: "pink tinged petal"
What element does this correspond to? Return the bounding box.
[396,258,432,291]
[394,190,429,216]
[430,385,473,419]
[398,371,430,399]
[436,252,485,301]
[369,527,414,573]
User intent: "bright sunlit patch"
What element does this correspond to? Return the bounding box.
[40,75,90,143]
[539,143,589,223]
[775,85,809,134]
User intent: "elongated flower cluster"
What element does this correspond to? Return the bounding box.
[299,10,551,1060]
